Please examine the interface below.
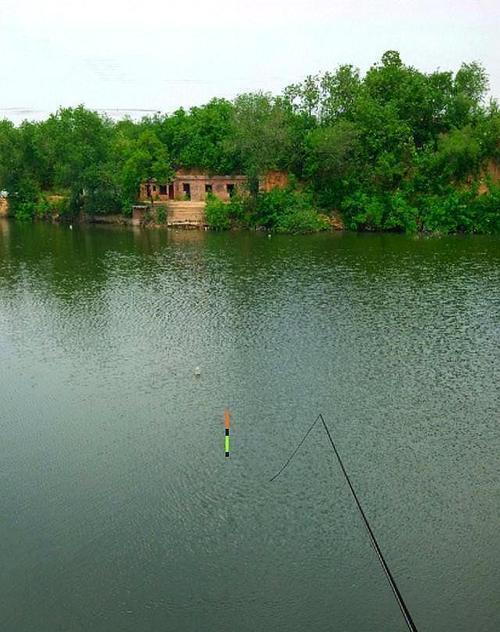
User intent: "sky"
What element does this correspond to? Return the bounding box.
[0,0,498,123]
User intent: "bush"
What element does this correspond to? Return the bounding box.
[156,206,167,224]
[9,176,40,221]
[34,196,51,219]
[341,184,500,234]
[385,192,419,233]
[341,192,386,231]
[255,188,296,228]
[14,202,36,222]
[275,207,330,233]
[421,185,500,234]
[342,191,418,233]
[121,198,133,217]
[205,194,231,230]
[226,193,248,225]
[255,187,328,233]
[50,196,69,216]
[472,185,500,233]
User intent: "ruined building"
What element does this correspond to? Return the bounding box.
[139,171,248,203]
[133,170,288,227]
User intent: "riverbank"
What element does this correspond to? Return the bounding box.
[2,185,499,235]
[0,196,346,233]
[2,53,500,235]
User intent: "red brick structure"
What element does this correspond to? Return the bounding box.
[135,169,289,227]
[140,170,248,203]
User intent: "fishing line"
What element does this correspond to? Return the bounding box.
[269,414,321,482]
[269,413,418,632]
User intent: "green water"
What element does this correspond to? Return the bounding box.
[0,220,498,632]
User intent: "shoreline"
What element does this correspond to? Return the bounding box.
[3,215,499,239]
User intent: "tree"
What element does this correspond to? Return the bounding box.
[152,100,240,174]
[37,106,114,215]
[449,62,489,128]
[0,120,21,193]
[1,51,498,233]
[305,121,362,207]
[283,65,361,124]
[118,130,174,209]
[226,92,293,192]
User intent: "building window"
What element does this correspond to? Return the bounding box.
[226,183,235,197]
[159,184,167,195]
[153,185,157,192]
[183,183,191,200]
[205,184,213,194]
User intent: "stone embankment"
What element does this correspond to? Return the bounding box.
[132,201,206,228]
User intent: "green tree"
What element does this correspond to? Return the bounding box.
[0,50,498,233]
[284,65,361,124]
[118,130,174,210]
[0,120,22,194]
[205,194,231,230]
[305,121,362,207]
[227,92,293,192]
[40,106,114,215]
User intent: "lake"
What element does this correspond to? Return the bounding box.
[0,220,498,632]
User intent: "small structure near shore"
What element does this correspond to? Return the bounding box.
[133,170,288,227]
[139,170,248,204]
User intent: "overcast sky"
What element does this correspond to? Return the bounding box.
[0,0,498,123]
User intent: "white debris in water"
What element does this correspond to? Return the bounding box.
[194,366,201,376]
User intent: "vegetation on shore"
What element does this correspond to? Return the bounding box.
[0,51,498,234]
[205,186,330,233]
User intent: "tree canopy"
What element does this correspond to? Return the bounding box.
[0,52,498,233]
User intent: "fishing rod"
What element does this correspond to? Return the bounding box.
[270,413,418,632]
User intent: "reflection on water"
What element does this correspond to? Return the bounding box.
[0,220,499,632]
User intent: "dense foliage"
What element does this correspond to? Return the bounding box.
[205,194,231,231]
[0,51,498,233]
[205,187,330,233]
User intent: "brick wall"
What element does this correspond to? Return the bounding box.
[0,197,8,217]
[140,171,248,203]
